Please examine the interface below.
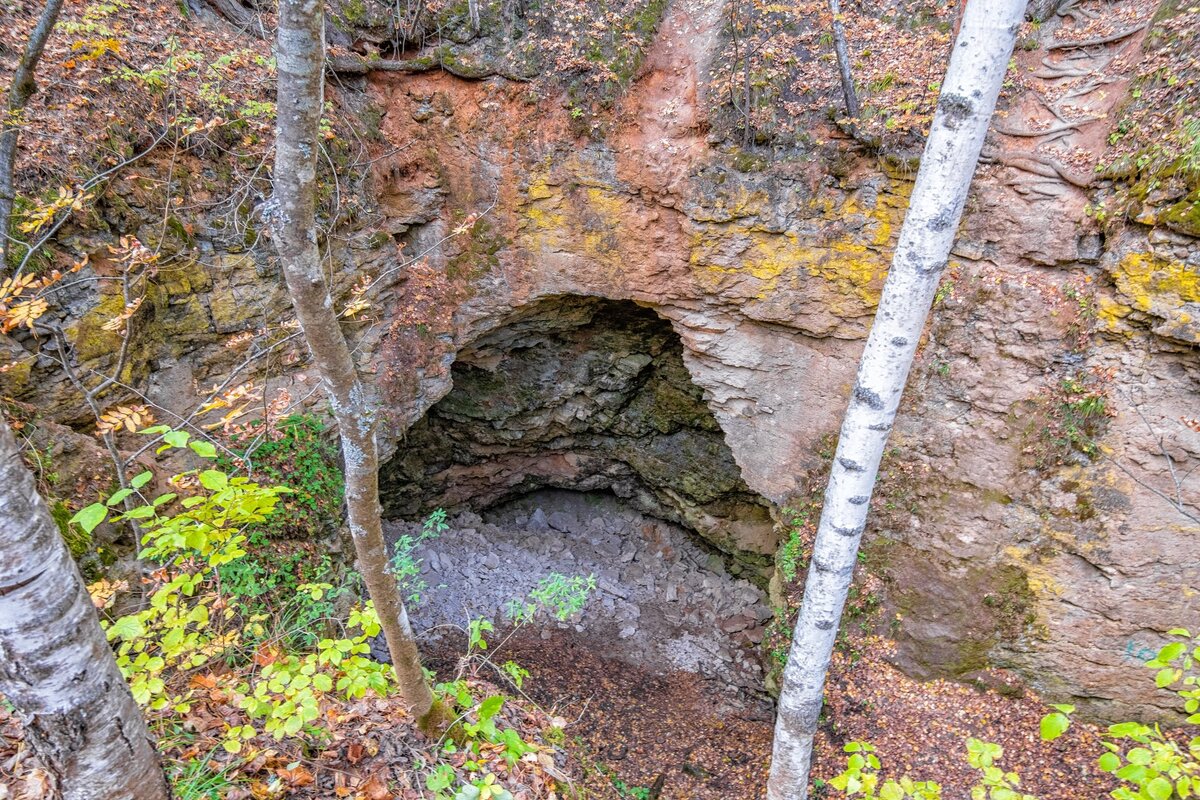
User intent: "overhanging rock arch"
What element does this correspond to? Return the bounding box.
[378,293,779,577]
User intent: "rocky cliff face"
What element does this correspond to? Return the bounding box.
[3,0,1197,721]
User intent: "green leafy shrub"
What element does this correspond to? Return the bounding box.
[224,414,344,539]
[503,572,597,624]
[778,505,815,582]
[73,426,393,751]
[830,739,1034,800]
[1044,628,1200,800]
[833,627,1200,800]
[217,538,356,649]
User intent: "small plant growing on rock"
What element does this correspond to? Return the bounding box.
[529,572,597,621]
[503,572,596,623]
[390,507,448,603]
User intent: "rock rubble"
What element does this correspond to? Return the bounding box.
[382,489,773,703]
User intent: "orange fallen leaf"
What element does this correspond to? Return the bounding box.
[360,773,391,800]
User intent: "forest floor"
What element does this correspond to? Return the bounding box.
[474,634,1118,800]
[0,494,1123,798]
[400,494,1119,800]
[422,629,1117,800]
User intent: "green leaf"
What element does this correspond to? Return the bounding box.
[1147,776,1173,800]
[312,673,333,692]
[1109,722,1145,738]
[1157,668,1180,688]
[130,471,154,489]
[152,493,177,507]
[106,488,134,507]
[121,505,156,520]
[189,440,217,458]
[1166,628,1191,637]
[1127,747,1153,766]
[477,695,504,723]
[198,470,228,491]
[880,782,904,800]
[1157,643,1187,662]
[1116,764,1149,783]
[70,503,108,534]
[162,430,190,449]
[108,616,145,641]
[1098,752,1121,772]
[1041,712,1071,742]
[1051,703,1076,714]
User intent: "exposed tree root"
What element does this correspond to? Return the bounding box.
[1048,22,1150,51]
[1059,75,1119,101]
[1009,178,1068,198]
[186,0,265,37]
[1033,66,1092,79]
[327,53,530,82]
[1056,0,1101,23]
[983,149,1093,188]
[994,121,1084,138]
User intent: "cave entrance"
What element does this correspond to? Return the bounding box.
[378,296,778,707]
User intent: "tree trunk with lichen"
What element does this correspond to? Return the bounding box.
[0,420,168,800]
[270,0,443,731]
[0,0,64,271]
[766,2,1025,798]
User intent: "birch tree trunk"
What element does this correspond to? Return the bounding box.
[829,0,860,121]
[766,2,1025,798]
[270,0,443,731]
[0,0,64,269]
[0,420,167,800]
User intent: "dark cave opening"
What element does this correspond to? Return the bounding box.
[378,294,779,579]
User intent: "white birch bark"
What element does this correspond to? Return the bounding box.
[0,420,167,800]
[766,2,1025,798]
[271,0,441,729]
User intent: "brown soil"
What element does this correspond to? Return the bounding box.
[427,631,1119,800]
[429,628,775,800]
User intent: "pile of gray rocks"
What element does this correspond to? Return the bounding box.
[383,490,773,701]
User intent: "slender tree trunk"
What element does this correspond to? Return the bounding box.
[0,420,168,800]
[270,0,443,730]
[0,0,64,270]
[741,0,755,147]
[765,2,1025,798]
[828,0,860,121]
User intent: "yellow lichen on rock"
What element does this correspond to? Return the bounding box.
[1003,544,1065,599]
[688,192,898,312]
[1104,252,1200,343]
[68,291,129,363]
[579,186,627,266]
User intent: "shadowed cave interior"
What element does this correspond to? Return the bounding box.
[376,296,781,703]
